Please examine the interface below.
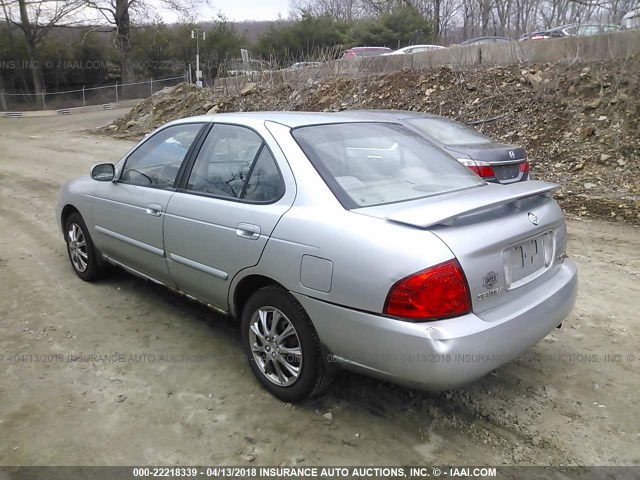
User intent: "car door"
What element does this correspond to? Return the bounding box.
[91,122,205,285]
[163,123,294,310]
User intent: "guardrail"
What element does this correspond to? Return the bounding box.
[2,99,142,119]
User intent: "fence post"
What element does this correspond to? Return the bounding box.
[82,85,86,107]
[150,77,153,95]
[115,81,119,103]
[0,90,6,112]
[41,90,46,109]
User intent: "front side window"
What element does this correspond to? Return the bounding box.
[406,116,492,145]
[292,122,484,208]
[120,123,202,188]
[186,124,284,202]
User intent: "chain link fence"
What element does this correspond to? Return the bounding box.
[0,75,188,112]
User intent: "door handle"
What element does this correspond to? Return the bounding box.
[146,203,163,217]
[236,223,261,240]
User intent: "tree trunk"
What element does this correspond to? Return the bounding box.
[481,0,492,35]
[115,0,135,86]
[433,0,441,40]
[17,0,43,99]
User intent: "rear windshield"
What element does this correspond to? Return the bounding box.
[406,116,492,145]
[292,122,484,208]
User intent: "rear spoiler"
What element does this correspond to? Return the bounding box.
[386,181,560,228]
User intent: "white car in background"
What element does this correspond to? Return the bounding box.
[383,45,446,55]
[622,9,640,29]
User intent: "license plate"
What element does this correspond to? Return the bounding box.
[503,231,554,288]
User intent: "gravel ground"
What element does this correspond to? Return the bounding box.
[0,111,638,466]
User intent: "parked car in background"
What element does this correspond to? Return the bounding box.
[459,36,510,46]
[289,62,321,69]
[540,23,619,38]
[621,9,640,29]
[341,47,393,58]
[576,24,619,35]
[58,112,576,401]
[340,110,531,184]
[224,58,272,76]
[383,45,446,55]
[519,30,552,40]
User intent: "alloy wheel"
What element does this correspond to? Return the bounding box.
[248,307,303,387]
[67,223,88,273]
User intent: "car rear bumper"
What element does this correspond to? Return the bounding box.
[293,259,577,391]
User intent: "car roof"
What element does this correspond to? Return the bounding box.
[399,44,443,49]
[623,8,640,19]
[167,111,407,129]
[461,36,509,42]
[335,110,444,121]
[347,46,392,50]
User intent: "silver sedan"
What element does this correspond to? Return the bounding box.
[57,112,578,401]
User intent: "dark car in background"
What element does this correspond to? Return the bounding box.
[340,110,530,184]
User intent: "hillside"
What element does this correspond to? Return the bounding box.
[100,56,640,224]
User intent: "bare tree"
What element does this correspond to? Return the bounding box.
[292,0,639,45]
[0,0,83,95]
[83,0,203,84]
[290,0,366,20]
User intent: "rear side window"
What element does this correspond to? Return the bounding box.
[186,124,284,202]
[121,123,202,188]
[244,147,285,201]
[292,122,484,208]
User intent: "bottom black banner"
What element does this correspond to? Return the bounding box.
[0,466,638,480]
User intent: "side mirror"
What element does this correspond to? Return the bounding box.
[91,163,115,182]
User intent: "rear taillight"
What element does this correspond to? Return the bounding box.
[384,260,472,321]
[520,160,530,173]
[474,162,496,178]
[458,159,496,179]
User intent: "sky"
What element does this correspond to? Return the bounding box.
[159,0,293,23]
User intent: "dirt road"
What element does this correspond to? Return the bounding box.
[0,112,638,466]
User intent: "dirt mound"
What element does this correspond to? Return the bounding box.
[103,83,213,136]
[99,57,640,224]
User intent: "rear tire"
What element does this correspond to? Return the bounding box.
[241,286,332,401]
[64,212,108,282]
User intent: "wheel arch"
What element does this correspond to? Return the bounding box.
[61,205,109,269]
[232,274,287,320]
[60,204,80,232]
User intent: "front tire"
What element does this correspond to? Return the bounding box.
[241,286,332,401]
[64,212,107,282]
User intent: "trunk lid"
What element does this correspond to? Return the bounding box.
[445,142,527,163]
[357,181,567,315]
[446,143,529,184]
